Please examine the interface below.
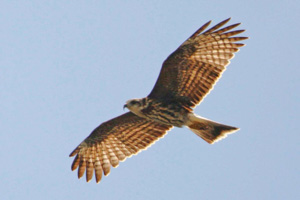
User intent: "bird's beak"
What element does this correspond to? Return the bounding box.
[123,104,127,111]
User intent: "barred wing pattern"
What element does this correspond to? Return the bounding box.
[69,112,172,183]
[148,18,248,107]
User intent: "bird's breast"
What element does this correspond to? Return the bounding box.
[141,100,189,127]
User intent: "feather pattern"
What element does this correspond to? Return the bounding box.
[69,18,248,184]
[69,112,172,183]
[148,18,248,107]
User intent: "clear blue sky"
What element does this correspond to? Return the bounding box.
[1,1,299,200]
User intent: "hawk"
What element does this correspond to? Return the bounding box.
[69,18,248,183]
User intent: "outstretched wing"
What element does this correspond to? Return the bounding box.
[69,112,172,183]
[148,18,248,107]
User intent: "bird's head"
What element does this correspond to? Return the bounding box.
[124,98,146,116]
[124,98,142,109]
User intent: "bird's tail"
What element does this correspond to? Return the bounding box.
[187,113,239,144]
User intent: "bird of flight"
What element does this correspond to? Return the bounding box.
[69,18,248,183]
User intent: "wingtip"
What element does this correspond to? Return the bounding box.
[190,20,212,38]
[205,20,212,26]
[239,36,249,41]
[69,148,79,157]
[86,177,92,183]
[223,17,232,23]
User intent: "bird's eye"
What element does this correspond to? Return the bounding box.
[131,100,140,106]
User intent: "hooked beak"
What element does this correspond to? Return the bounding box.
[123,104,127,111]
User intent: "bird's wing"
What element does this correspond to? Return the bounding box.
[148,18,248,108]
[69,112,172,183]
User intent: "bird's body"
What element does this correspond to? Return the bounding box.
[126,97,189,127]
[69,18,248,183]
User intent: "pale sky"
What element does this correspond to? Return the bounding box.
[1,1,299,200]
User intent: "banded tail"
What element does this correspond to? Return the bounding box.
[187,113,239,144]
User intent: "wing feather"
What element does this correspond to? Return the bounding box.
[148,18,248,107]
[203,18,231,34]
[69,112,172,183]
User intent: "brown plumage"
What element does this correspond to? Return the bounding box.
[70,112,172,183]
[69,18,248,183]
[148,18,247,107]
